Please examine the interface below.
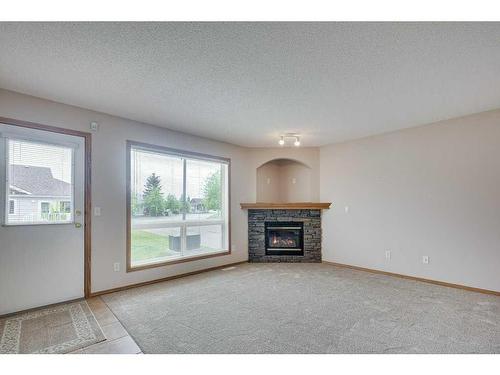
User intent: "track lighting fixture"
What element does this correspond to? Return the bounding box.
[278,134,301,147]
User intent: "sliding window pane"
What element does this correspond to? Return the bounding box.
[6,138,73,225]
[130,148,185,266]
[185,159,227,222]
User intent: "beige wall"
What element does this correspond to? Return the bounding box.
[0,89,253,298]
[320,110,500,291]
[256,159,313,202]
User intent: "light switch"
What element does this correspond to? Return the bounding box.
[94,207,101,216]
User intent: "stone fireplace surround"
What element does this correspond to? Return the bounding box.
[247,209,322,263]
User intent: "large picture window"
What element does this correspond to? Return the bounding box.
[127,141,230,270]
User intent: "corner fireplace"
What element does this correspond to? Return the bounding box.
[265,221,304,256]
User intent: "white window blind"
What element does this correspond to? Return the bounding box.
[5,138,74,225]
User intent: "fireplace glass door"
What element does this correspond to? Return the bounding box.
[265,221,304,256]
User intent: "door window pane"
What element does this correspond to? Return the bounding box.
[6,138,74,225]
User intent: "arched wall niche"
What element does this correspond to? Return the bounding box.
[256,158,313,203]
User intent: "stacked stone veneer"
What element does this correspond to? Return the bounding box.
[248,209,322,263]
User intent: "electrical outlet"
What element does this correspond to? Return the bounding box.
[422,256,429,264]
[94,207,101,216]
[90,121,99,131]
[113,262,120,272]
[385,250,391,260]
[345,206,349,213]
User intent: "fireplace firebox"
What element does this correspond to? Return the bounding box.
[265,221,304,256]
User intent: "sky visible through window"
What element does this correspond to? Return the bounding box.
[132,149,221,200]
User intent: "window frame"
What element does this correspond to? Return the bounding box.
[2,135,76,226]
[40,201,50,214]
[60,201,71,213]
[126,140,231,272]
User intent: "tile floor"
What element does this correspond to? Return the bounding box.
[69,297,142,354]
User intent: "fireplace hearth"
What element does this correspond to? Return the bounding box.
[265,221,304,256]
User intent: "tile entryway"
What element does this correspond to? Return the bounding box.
[0,297,141,354]
[70,297,142,354]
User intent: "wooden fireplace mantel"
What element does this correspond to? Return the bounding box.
[240,202,332,210]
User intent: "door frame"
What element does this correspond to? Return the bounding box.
[0,116,92,298]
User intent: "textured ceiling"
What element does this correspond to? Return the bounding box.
[1,22,500,147]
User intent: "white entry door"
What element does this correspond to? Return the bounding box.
[0,123,86,315]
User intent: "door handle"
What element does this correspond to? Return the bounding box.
[75,223,82,228]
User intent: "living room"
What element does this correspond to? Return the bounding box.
[0,2,499,373]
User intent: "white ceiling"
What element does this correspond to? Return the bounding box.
[1,22,500,147]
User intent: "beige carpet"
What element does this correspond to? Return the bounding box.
[102,263,500,353]
[0,301,105,354]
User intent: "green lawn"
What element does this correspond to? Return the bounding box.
[131,230,177,263]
